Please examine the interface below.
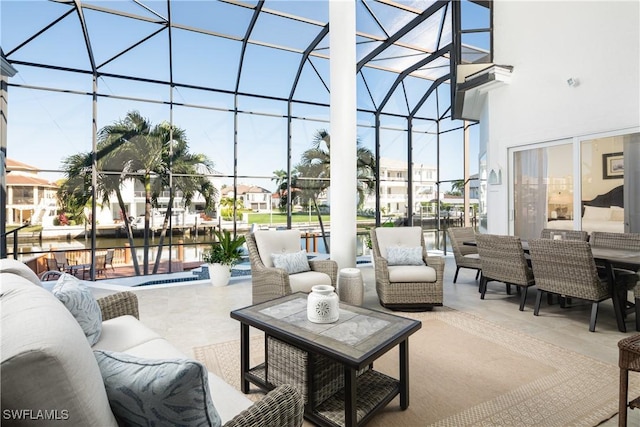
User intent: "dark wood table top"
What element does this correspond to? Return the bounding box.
[231,293,421,369]
[464,239,640,267]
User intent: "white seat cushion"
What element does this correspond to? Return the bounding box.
[388,265,437,283]
[254,230,301,267]
[93,315,162,353]
[289,270,332,293]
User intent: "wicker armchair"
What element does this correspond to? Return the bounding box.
[370,226,444,311]
[540,228,589,241]
[528,238,611,332]
[97,291,305,427]
[447,227,481,283]
[246,230,338,305]
[475,234,535,311]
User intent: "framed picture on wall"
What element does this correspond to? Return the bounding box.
[603,152,624,179]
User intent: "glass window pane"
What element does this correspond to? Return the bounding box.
[513,143,573,240]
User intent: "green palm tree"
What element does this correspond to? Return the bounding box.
[60,147,143,275]
[272,169,290,212]
[449,179,465,196]
[295,129,375,209]
[150,127,218,273]
[293,129,376,251]
[61,111,217,276]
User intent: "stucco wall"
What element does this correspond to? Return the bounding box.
[482,0,640,233]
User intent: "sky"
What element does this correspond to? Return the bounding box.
[1,0,484,192]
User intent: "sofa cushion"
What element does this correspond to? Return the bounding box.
[92,315,162,353]
[386,246,424,266]
[0,258,42,286]
[272,250,311,274]
[52,273,102,346]
[94,350,221,427]
[254,230,301,267]
[375,227,423,259]
[289,270,332,293]
[388,265,437,283]
[1,279,117,426]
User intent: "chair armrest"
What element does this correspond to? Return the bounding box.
[251,266,292,304]
[223,384,304,427]
[425,255,445,286]
[309,259,338,285]
[97,291,139,320]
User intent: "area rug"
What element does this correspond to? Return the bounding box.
[193,309,640,426]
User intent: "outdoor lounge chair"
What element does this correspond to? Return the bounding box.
[245,230,338,304]
[370,226,445,311]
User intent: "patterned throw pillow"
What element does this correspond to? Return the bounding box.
[386,246,424,266]
[94,350,221,427]
[271,250,311,274]
[52,273,102,345]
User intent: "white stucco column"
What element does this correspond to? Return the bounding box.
[329,0,357,269]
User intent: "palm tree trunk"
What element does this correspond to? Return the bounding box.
[143,174,151,275]
[312,198,329,253]
[153,195,174,274]
[115,190,140,275]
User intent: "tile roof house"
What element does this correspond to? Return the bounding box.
[5,159,58,225]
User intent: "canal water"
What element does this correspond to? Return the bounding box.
[11,229,449,264]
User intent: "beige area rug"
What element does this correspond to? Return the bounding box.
[193,309,640,426]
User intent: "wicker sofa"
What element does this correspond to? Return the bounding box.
[0,259,303,427]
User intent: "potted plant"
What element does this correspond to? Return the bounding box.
[203,229,246,287]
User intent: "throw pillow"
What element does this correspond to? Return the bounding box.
[52,273,102,346]
[94,350,221,427]
[271,250,311,274]
[386,246,424,266]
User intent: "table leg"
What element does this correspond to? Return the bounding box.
[344,365,357,427]
[607,261,627,333]
[400,339,409,409]
[240,323,250,393]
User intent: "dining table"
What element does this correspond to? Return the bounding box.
[463,239,640,332]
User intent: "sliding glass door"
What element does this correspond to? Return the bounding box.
[580,132,639,233]
[510,130,639,240]
[511,142,573,240]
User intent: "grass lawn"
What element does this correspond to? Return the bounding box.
[247,212,373,225]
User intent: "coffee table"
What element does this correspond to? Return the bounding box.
[230,293,421,427]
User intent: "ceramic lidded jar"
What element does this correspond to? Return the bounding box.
[307,285,339,323]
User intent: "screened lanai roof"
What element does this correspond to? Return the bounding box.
[0,0,489,119]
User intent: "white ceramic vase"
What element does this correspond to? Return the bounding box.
[307,285,339,323]
[208,263,231,287]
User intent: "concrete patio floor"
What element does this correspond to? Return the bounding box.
[87,253,639,425]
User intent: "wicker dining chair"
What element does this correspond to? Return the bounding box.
[475,234,535,311]
[447,227,481,283]
[528,238,611,332]
[540,228,589,241]
[370,226,445,311]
